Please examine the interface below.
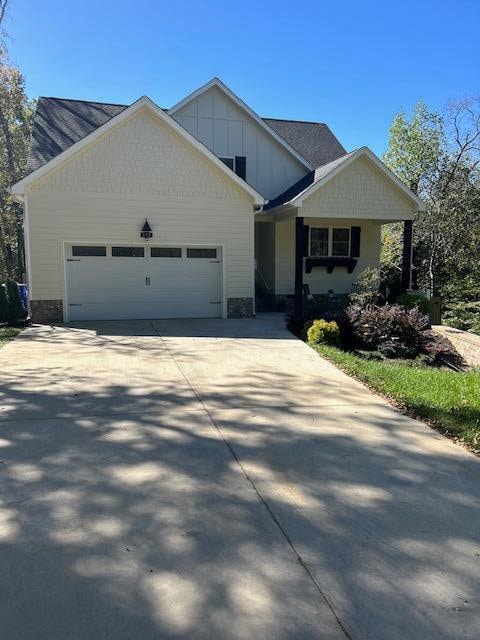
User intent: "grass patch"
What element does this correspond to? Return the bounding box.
[0,326,21,347]
[313,343,480,452]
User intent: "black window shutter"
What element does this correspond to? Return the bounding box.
[350,226,361,258]
[302,225,310,257]
[235,156,246,180]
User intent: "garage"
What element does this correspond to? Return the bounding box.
[65,244,223,321]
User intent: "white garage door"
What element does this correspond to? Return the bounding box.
[65,244,222,321]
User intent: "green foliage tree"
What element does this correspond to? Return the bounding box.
[0,282,8,323]
[0,2,35,282]
[383,99,480,304]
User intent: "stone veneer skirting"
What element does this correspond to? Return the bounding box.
[30,299,64,324]
[227,297,254,318]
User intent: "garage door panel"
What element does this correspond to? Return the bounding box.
[66,246,222,321]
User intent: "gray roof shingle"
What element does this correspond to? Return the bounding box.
[26,98,127,174]
[263,118,346,168]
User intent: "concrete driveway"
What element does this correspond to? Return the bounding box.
[0,314,479,639]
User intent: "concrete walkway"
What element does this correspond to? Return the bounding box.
[0,314,479,639]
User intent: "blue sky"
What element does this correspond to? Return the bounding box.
[4,0,479,155]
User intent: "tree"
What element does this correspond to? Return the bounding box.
[0,281,7,322]
[5,277,23,324]
[383,99,480,296]
[0,0,35,282]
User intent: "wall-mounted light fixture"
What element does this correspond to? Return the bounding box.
[140,219,153,240]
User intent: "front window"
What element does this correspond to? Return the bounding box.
[310,228,329,256]
[332,228,350,256]
[310,228,350,257]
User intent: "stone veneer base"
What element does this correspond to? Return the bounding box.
[227,297,254,318]
[30,299,64,324]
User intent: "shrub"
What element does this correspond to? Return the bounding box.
[349,267,381,307]
[396,292,431,315]
[286,300,345,338]
[0,285,8,324]
[345,303,431,358]
[307,319,341,346]
[5,279,26,326]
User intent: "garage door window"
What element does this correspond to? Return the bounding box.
[187,248,217,259]
[72,246,106,257]
[151,247,182,258]
[112,247,145,257]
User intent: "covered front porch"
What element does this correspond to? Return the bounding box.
[254,148,423,314]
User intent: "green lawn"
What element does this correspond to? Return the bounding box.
[0,326,21,347]
[313,344,480,452]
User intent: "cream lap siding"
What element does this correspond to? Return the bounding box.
[26,108,254,306]
[301,156,414,220]
[172,85,307,200]
[274,217,381,295]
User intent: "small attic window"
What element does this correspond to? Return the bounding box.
[219,156,247,180]
[219,157,234,171]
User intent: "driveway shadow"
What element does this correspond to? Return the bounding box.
[0,317,479,639]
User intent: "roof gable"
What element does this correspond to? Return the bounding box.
[12,97,265,204]
[168,77,313,170]
[265,148,425,213]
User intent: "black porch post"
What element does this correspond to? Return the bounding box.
[294,217,304,317]
[401,219,413,292]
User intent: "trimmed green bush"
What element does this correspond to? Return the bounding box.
[5,279,25,326]
[0,285,8,324]
[396,292,431,315]
[307,319,341,346]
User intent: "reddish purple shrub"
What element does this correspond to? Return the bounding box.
[346,304,430,355]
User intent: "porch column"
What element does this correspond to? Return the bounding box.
[294,217,304,317]
[401,219,413,292]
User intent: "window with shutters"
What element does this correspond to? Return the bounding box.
[310,228,351,257]
[310,228,329,256]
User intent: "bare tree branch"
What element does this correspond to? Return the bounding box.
[0,1,8,28]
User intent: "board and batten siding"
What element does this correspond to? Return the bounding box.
[274,217,382,295]
[25,108,255,312]
[171,85,307,200]
[301,156,414,220]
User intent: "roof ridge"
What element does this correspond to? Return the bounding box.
[262,117,327,126]
[39,96,129,107]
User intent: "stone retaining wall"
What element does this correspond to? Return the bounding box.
[432,325,480,368]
